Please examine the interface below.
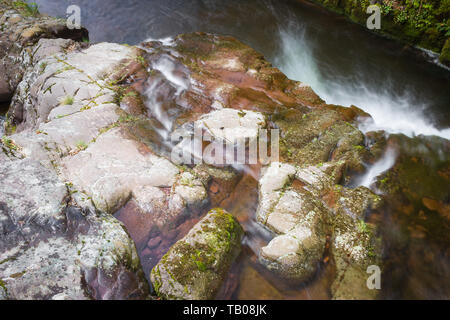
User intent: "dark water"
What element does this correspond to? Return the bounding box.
[31,0,450,299]
[33,0,450,135]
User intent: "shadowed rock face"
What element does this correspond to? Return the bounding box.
[1,2,387,299]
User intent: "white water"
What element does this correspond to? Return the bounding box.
[354,147,398,189]
[274,29,450,140]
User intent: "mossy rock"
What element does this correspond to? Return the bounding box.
[439,38,450,67]
[150,208,243,300]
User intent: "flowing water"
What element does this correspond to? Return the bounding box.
[30,0,450,299]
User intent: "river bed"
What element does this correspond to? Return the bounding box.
[30,0,450,299]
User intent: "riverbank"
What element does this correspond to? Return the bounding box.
[304,0,450,66]
[0,0,449,300]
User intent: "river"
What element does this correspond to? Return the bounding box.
[30,0,450,299]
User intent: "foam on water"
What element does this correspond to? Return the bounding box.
[274,28,450,141]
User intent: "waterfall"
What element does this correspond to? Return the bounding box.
[274,28,450,140]
[353,147,397,189]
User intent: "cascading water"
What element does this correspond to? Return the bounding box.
[31,0,450,300]
[274,27,450,140]
[352,147,398,189]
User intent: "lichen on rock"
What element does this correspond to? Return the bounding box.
[150,208,243,300]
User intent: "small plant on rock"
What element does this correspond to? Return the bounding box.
[60,95,74,105]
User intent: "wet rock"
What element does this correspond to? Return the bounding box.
[329,186,383,300]
[193,164,242,207]
[374,134,450,299]
[150,208,243,300]
[256,161,383,297]
[275,107,366,172]
[0,26,390,300]
[0,2,88,102]
[140,32,325,126]
[257,162,327,282]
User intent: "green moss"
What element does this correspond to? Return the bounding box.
[439,37,450,66]
[311,0,449,54]
[152,208,242,299]
[1,136,19,152]
[60,95,74,106]
[0,278,7,296]
[76,140,87,151]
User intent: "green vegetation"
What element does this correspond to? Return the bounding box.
[357,219,370,234]
[11,1,39,17]
[1,136,19,151]
[76,140,88,151]
[60,95,74,105]
[39,61,47,73]
[311,0,450,59]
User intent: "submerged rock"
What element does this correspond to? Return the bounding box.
[150,208,243,300]
[374,134,450,299]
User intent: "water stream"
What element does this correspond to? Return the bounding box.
[30,0,450,299]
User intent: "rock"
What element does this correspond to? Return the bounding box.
[439,38,450,67]
[7,41,134,133]
[193,164,242,206]
[0,157,67,230]
[0,25,390,300]
[275,107,366,172]
[0,155,149,300]
[60,127,182,213]
[0,2,88,102]
[373,134,450,299]
[329,186,383,300]
[255,161,383,297]
[150,208,243,300]
[196,108,266,143]
[256,162,327,282]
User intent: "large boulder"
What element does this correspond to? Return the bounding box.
[150,208,243,300]
[0,154,149,300]
[0,1,88,102]
[256,161,383,298]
